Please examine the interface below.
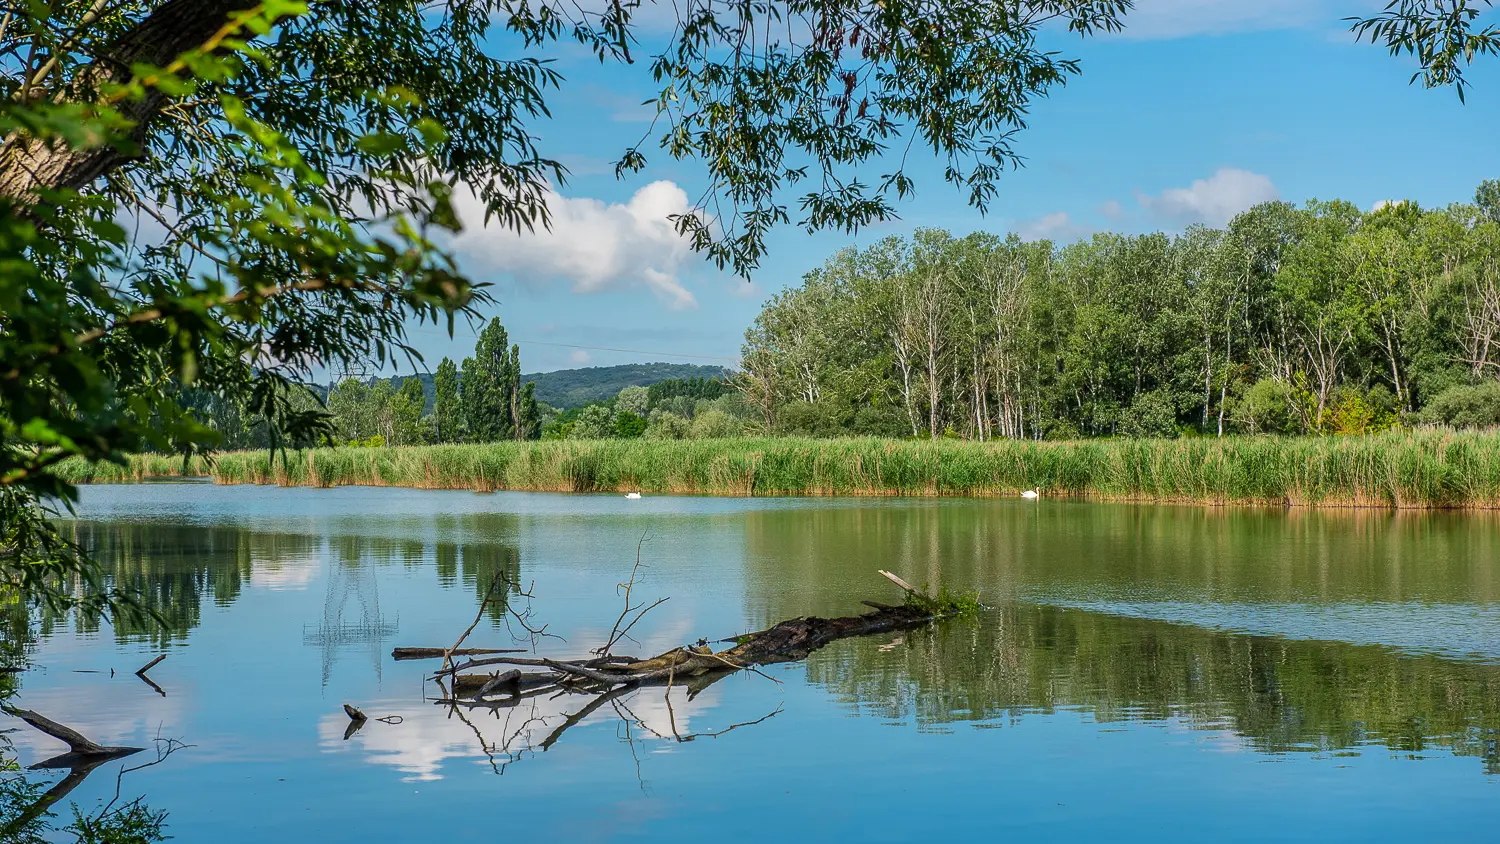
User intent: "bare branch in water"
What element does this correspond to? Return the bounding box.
[595,530,670,658]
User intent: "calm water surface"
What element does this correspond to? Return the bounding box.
[8,484,1500,841]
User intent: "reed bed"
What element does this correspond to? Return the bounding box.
[53,430,1500,509]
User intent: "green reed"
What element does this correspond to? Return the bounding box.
[53,430,1500,509]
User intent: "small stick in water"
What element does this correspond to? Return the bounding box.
[136,655,166,677]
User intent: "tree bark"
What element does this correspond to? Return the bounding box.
[0,0,257,202]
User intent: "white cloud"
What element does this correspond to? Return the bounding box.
[254,554,318,591]
[316,683,723,781]
[1138,167,1279,227]
[449,180,704,310]
[726,279,764,300]
[1117,0,1335,40]
[1014,211,1091,242]
[570,349,592,364]
[1099,199,1125,221]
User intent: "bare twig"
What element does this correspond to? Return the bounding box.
[442,572,509,676]
[595,531,670,657]
[94,730,191,820]
[500,578,561,648]
[878,569,920,595]
[134,655,166,677]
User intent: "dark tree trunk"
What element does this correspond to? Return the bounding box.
[0,0,258,201]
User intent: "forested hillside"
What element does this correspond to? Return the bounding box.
[524,363,731,408]
[742,185,1500,439]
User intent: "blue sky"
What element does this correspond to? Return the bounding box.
[402,0,1500,377]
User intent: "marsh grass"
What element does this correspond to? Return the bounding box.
[53,430,1500,509]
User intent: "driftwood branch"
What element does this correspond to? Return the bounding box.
[441,572,508,676]
[435,572,961,700]
[426,569,969,768]
[135,655,166,677]
[393,647,524,661]
[6,708,107,755]
[135,654,167,696]
[475,669,521,699]
[878,569,920,594]
[2,707,144,768]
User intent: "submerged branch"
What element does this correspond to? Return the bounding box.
[436,572,976,698]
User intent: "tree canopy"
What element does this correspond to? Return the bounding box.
[740,185,1500,440]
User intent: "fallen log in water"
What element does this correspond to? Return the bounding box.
[436,573,977,701]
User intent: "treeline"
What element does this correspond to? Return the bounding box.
[192,318,542,448]
[527,363,731,409]
[741,182,1500,440]
[541,376,748,440]
[192,319,746,448]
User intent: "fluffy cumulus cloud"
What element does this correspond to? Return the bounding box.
[1014,210,1091,242]
[449,180,704,310]
[1138,167,1279,227]
[1118,0,1334,40]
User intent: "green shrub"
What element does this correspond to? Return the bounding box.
[644,410,691,440]
[568,404,615,439]
[1418,382,1500,428]
[1118,390,1179,439]
[690,408,744,439]
[615,412,648,439]
[1234,378,1298,434]
[851,405,910,438]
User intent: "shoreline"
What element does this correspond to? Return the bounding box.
[56,432,1500,511]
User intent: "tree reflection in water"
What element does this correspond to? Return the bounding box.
[1,512,531,838]
[0,728,179,843]
[800,605,1500,775]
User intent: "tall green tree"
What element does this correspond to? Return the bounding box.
[461,318,515,442]
[390,377,427,444]
[517,382,541,441]
[506,343,523,441]
[433,358,463,443]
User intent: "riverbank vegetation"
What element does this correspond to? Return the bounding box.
[740,187,1500,441]
[59,430,1500,509]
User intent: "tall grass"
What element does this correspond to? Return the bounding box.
[53,430,1500,509]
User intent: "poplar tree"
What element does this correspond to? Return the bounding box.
[433,358,463,444]
[462,319,515,442]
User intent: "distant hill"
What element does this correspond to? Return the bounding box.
[525,363,731,408]
[327,363,731,412]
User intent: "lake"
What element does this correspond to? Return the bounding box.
[6,483,1500,841]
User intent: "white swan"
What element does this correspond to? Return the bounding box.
[1021,489,1039,500]
[624,492,642,500]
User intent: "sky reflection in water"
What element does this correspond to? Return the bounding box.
[6,485,1499,842]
